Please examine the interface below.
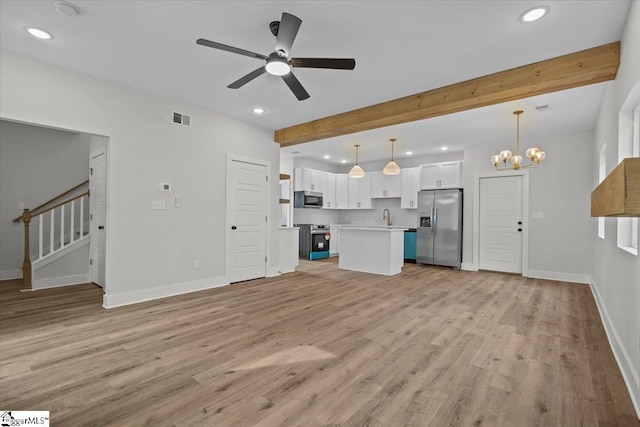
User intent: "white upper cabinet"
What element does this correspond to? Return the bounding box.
[348,174,372,209]
[419,161,462,189]
[401,167,420,209]
[324,173,336,209]
[335,174,349,209]
[370,171,402,198]
[294,167,324,192]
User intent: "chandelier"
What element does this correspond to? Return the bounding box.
[491,110,546,170]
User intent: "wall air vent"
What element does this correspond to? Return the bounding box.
[172,112,191,126]
[535,104,549,112]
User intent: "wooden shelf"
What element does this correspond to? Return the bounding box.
[591,158,640,217]
[279,198,290,204]
[279,173,290,181]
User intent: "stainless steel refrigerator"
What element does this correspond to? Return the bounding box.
[417,189,463,268]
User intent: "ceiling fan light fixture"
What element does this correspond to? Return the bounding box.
[265,56,291,76]
[349,144,365,178]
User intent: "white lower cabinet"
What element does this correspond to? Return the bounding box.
[330,226,340,255]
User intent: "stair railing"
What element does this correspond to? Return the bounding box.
[20,191,90,291]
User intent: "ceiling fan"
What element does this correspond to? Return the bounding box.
[196,12,356,101]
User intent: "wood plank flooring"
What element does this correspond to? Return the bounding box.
[1,259,638,426]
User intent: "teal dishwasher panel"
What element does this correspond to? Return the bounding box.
[404,231,417,261]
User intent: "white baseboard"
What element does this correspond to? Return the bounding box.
[34,273,90,289]
[0,269,22,280]
[461,262,477,271]
[103,276,228,309]
[526,269,590,284]
[590,279,640,419]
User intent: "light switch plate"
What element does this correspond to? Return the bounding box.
[152,200,166,210]
[175,195,182,208]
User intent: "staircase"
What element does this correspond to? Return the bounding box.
[15,181,91,290]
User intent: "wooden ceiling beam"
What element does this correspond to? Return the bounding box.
[275,42,620,146]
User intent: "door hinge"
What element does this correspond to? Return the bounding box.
[90,168,93,175]
[265,216,267,222]
[90,259,93,265]
[266,175,268,182]
[265,256,267,262]
[90,213,93,220]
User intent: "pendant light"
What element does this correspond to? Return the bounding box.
[382,138,401,175]
[491,110,546,170]
[349,144,365,178]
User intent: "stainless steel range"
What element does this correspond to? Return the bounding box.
[294,224,331,260]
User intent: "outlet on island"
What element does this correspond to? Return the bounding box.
[193,259,200,269]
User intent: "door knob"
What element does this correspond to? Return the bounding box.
[231,226,237,230]
[98,225,104,230]
[517,221,522,225]
[518,228,522,232]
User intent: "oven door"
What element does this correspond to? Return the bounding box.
[311,232,330,252]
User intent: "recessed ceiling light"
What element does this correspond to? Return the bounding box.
[519,6,549,23]
[341,159,347,163]
[441,146,448,151]
[252,107,265,114]
[25,27,53,40]
[406,151,413,156]
[323,155,331,159]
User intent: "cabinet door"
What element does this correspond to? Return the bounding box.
[294,168,304,191]
[401,167,420,209]
[420,164,439,189]
[309,169,322,191]
[348,176,360,209]
[385,173,402,197]
[359,174,372,208]
[370,171,385,198]
[335,174,349,209]
[439,161,461,188]
[329,227,340,255]
[325,173,336,209]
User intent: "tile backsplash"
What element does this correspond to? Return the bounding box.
[293,198,417,227]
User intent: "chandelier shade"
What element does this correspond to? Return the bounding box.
[349,144,365,178]
[383,138,401,175]
[491,110,546,171]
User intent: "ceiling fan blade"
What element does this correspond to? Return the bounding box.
[282,72,310,101]
[289,58,356,70]
[196,38,268,60]
[228,66,267,89]
[274,13,302,55]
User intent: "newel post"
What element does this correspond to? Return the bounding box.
[21,209,33,291]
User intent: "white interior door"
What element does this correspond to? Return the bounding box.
[479,176,523,273]
[227,158,268,283]
[90,149,107,287]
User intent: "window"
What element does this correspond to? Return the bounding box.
[617,82,639,255]
[598,143,606,239]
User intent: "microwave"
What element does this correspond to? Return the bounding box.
[294,191,323,208]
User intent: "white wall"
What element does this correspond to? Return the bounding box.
[591,0,640,416]
[462,130,594,282]
[0,120,89,279]
[0,51,281,307]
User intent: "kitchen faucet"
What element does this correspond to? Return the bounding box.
[382,209,392,226]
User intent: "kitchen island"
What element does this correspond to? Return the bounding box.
[338,227,408,275]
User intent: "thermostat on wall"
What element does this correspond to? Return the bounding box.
[160,182,172,192]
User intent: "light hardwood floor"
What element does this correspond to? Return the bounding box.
[1,259,638,426]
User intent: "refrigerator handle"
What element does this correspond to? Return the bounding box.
[432,205,437,235]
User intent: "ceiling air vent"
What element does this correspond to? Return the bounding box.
[172,112,191,126]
